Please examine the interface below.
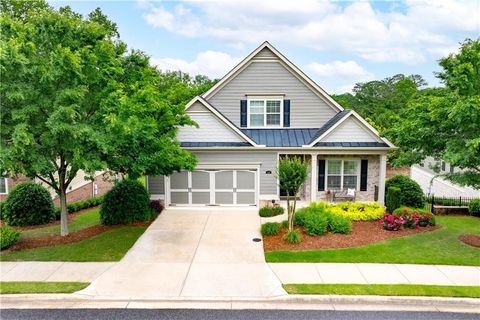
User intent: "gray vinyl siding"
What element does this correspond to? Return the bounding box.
[193,151,278,195]
[207,61,336,128]
[322,117,382,143]
[255,47,278,59]
[187,101,208,112]
[148,176,164,195]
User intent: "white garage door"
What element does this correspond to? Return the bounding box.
[169,169,257,206]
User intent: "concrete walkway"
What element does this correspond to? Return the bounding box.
[2,261,479,287]
[269,263,480,286]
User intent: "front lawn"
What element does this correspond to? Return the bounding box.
[0,226,147,261]
[266,216,480,265]
[20,208,100,238]
[0,282,89,294]
[283,284,480,298]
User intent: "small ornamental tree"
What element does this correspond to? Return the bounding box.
[276,157,308,231]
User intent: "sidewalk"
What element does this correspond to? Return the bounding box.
[1,261,479,286]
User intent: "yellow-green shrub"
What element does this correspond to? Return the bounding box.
[327,202,385,221]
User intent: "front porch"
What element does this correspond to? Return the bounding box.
[277,152,387,205]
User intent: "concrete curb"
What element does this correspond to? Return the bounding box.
[1,294,479,313]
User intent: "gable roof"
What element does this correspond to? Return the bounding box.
[306,110,395,148]
[184,96,261,147]
[201,41,344,113]
[308,110,351,145]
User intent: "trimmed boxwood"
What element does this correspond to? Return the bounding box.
[2,182,55,226]
[385,175,425,208]
[469,199,480,217]
[386,187,402,213]
[100,179,151,226]
[0,226,20,250]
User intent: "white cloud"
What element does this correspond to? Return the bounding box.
[151,50,241,78]
[308,60,374,80]
[140,0,479,64]
[307,60,375,94]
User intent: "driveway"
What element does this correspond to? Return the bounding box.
[79,208,285,299]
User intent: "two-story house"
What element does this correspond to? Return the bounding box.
[147,42,395,207]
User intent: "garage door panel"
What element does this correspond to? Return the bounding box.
[192,192,210,204]
[215,192,234,204]
[215,171,233,189]
[237,192,255,205]
[171,171,188,189]
[170,191,189,204]
[237,170,255,189]
[192,171,210,189]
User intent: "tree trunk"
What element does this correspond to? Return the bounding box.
[286,193,293,231]
[59,186,69,236]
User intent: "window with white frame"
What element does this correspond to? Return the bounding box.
[0,177,7,194]
[248,99,282,127]
[326,159,359,190]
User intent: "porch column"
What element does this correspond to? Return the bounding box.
[311,154,318,202]
[378,154,387,205]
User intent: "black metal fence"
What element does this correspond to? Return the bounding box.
[426,195,478,207]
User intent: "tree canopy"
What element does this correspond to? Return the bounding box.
[391,38,480,189]
[0,0,200,235]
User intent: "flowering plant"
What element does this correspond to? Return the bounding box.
[379,212,407,231]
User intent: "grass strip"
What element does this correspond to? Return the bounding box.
[283,283,480,298]
[0,282,89,294]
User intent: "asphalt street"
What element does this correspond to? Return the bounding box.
[0,309,477,320]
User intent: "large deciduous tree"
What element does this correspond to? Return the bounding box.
[0,0,196,235]
[391,38,480,189]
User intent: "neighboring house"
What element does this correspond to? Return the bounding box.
[411,157,480,197]
[0,171,116,204]
[147,42,395,207]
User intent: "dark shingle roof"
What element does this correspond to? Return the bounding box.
[308,110,351,144]
[315,142,389,148]
[241,128,318,147]
[181,142,251,147]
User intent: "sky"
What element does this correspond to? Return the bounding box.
[49,0,480,94]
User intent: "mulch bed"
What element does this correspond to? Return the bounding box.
[459,234,480,248]
[6,220,152,251]
[263,221,440,252]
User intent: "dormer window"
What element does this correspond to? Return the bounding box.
[247,98,283,127]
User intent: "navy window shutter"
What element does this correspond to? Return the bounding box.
[318,159,326,191]
[360,159,368,191]
[240,100,247,127]
[283,99,290,127]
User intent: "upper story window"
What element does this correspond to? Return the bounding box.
[247,98,282,127]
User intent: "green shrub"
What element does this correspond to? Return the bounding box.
[272,206,285,216]
[304,211,329,236]
[2,182,55,226]
[283,229,302,244]
[261,222,280,236]
[328,201,385,221]
[259,207,273,217]
[385,175,425,208]
[386,187,402,213]
[294,209,307,226]
[469,199,480,216]
[280,220,289,228]
[0,202,5,220]
[100,179,150,226]
[0,226,20,250]
[329,215,352,234]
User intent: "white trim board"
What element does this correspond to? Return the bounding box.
[201,41,344,113]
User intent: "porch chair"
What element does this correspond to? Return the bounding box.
[333,188,356,202]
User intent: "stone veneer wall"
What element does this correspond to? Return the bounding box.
[316,155,380,202]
